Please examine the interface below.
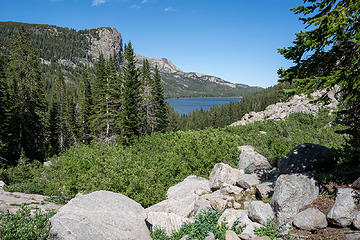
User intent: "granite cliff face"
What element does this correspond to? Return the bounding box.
[88,27,123,61]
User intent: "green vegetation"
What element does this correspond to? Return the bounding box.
[278,0,360,165]
[151,209,245,240]
[254,219,286,240]
[0,205,55,240]
[1,110,344,207]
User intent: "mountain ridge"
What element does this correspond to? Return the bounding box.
[0,21,262,98]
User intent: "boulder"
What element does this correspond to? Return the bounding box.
[210,198,228,212]
[277,143,330,174]
[354,212,360,230]
[225,230,240,240]
[50,191,151,240]
[209,163,244,191]
[293,208,327,231]
[255,178,276,199]
[236,174,260,189]
[346,232,360,240]
[237,146,272,172]
[242,222,263,238]
[0,180,5,189]
[167,175,210,200]
[271,173,319,223]
[193,190,233,215]
[220,184,243,198]
[327,188,358,227]
[248,201,274,226]
[352,177,360,190]
[146,194,197,218]
[146,212,190,236]
[205,232,215,240]
[218,209,252,228]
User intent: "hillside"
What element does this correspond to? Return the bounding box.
[0,21,262,98]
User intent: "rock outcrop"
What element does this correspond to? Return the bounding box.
[89,27,122,61]
[50,191,151,240]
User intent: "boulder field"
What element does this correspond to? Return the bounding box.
[1,143,359,239]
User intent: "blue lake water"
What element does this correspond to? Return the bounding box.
[167,97,242,115]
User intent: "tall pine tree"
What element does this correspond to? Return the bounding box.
[79,66,93,144]
[6,27,46,162]
[152,65,169,133]
[121,42,142,145]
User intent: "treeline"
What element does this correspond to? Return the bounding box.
[0,28,168,166]
[168,83,291,131]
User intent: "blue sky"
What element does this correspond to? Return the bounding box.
[0,0,305,87]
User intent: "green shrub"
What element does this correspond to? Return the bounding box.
[0,205,55,240]
[254,219,289,240]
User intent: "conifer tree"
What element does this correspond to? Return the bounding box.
[55,66,68,148]
[79,66,93,144]
[152,65,169,132]
[139,59,155,135]
[6,27,46,162]
[121,42,141,145]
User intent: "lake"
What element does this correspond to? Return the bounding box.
[166,97,242,115]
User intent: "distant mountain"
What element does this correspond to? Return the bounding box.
[0,21,262,98]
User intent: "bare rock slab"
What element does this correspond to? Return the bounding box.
[293,208,327,231]
[327,188,358,227]
[277,143,330,174]
[237,146,272,172]
[270,172,319,223]
[146,211,190,236]
[248,201,275,226]
[210,163,244,191]
[167,175,210,200]
[50,191,151,240]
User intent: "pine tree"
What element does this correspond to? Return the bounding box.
[79,66,93,144]
[6,27,46,162]
[55,66,68,148]
[152,65,169,133]
[139,59,155,135]
[121,42,141,145]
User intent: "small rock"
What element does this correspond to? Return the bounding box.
[354,212,360,230]
[327,188,358,227]
[210,198,228,212]
[204,232,215,240]
[236,174,260,189]
[242,222,262,238]
[225,230,240,240]
[277,143,330,174]
[352,177,360,190]
[271,172,319,223]
[255,178,276,199]
[220,184,243,197]
[237,145,272,172]
[43,161,53,167]
[346,232,360,240]
[239,233,251,240]
[253,237,271,240]
[218,209,252,228]
[210,163,244,191]
[248,201,275,226]
[293,208,327,231]
[0,180,5,189]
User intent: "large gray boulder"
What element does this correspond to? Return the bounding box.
[167,175,210,200]
[248,201,274,225]
[50,191,151,240]
[146,212,190,236]
[271,173,319,223]
[146,194,197,218]
[218,209,252,228]
[327,188,358,227]
[209,163,244,191]
[277,143,330,174]
[293,208,327,231]
[237,146,272,172]
[236,174,260,189]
